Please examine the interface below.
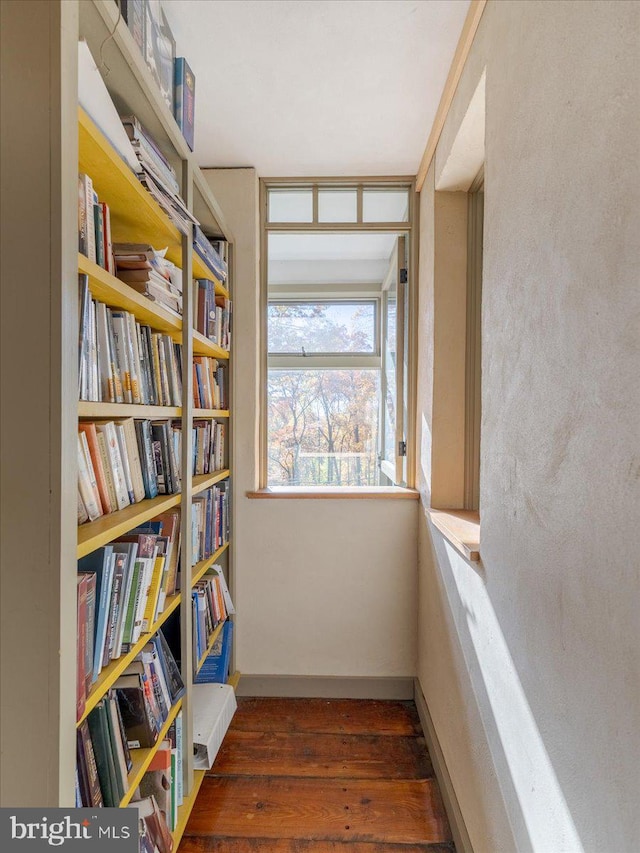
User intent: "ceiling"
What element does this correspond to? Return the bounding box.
[162,0,470,177]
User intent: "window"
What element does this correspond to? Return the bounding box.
[262,181,413,489]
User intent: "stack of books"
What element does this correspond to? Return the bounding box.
[76,513,181,714]
[121,115,197,237]
[191,484,230,566]
[193,225,228,283]
[192,568,234,668]
[193,356,227,410]
[78,173,114,273]
[113,243,183,316]
[79,275,183,406]
[192,420,226,476]
[77,418,181,525]
[194,278,231,350]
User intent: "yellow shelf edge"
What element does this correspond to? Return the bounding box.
[172,769,206,847]
[120,698,183,807]
[77,493,182,559]
[195,620,226,675]
[78,253,183,336]
[227,671,241,692]
[77,593,181,726]
[191,542,230,587]
[192,330,230,360]
[78,401,182,419]
[193,409,230,419]
[191,255,227,297]
[192,470,230,495]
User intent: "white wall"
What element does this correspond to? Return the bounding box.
[204,169,417,684]
[417,1,640,851]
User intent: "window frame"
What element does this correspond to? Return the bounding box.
[267,296,381,362]
[259,177,417,492]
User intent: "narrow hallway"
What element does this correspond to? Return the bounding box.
[179,697,454,851]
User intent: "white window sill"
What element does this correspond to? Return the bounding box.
[427,508,480,561]
[247,487,420,500]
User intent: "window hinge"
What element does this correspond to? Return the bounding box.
[400,268,408,284]
[398,440,407,457]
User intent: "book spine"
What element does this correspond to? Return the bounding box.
[115,424,136,505]
[81,174,96,262]
[94,202,105,269]
[78,433,102,521]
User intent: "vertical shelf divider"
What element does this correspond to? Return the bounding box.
[180,158,195,799]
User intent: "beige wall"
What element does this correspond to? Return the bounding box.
[417,1,640,850]
[204,169,418,683]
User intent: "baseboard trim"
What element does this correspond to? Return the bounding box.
[236,675,415,700]
[414,678,473,853]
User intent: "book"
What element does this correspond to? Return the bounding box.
[139,742,173,831]
[87,699,120,807]
[77,432,102,521]
[195,620,233,684]
[78,545,115,682]
[174,57,195,151]
[77,720,104,808]
[77,575,88,721]
[79,421,112,514]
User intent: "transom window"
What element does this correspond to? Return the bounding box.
[263,181,413,489]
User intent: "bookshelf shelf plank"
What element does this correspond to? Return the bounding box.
[227,671,241,692]
[119,698,183,808]
[192,470,230,495]
[196,620,226,675]
[77,594,181,726]
[192,330,230,360]
[191,542,231,587]
[77,493,182,559]
[172,769,206,847]
[78,401,182,419]
[192,254,228,297]
[78,253,183,337]
[193,409,230,419]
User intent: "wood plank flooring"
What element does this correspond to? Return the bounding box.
[179,697,454,852]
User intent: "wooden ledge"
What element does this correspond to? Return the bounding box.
[427,509,480,561]
[247,487,420,500]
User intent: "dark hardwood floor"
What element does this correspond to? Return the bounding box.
[179,697,454,852]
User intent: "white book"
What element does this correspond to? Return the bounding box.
[111,542,138,658]
[95,302,114,403]
[111,312,132,403]
[132,546,158,644]
[212,565,235,615]
[77,433,102,521]
[115,418,145,503]
[127,313,143,405]
[115,424,135,504]
[95,421,130,510]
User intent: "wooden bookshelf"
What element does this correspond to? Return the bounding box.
[78,253,182,338]
[191,542,231,587]
[77,493,182,559]
[192,330,230,360]
[193,409,230,419]
[77,593,181,725]
[78,401,182,419]
[172,769,206,847]
[193,469,230,494]
[119,699,183,807]
[196,621,226,674]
